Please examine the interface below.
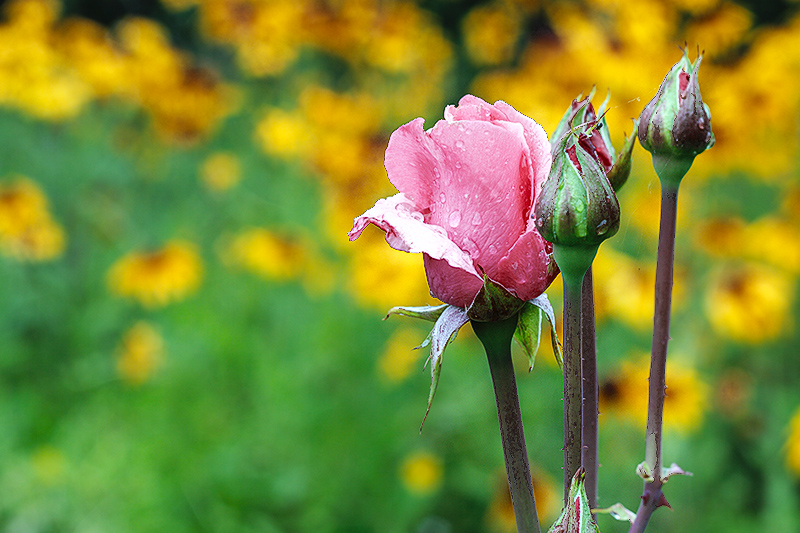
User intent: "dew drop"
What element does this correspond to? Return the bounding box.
[461,237,480,258]
[471,212,482,225]
[574,201,585,213]
[439,192,446,203]
[488,244,498,255]
[597,219,608,234]
[433,168,440,178]
[511,261,519,270]
[455,140,465,150]
[448,210,462,228]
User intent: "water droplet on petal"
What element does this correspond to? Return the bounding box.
[439,192,446,203]
[455,140,465,150]
[471,212,482,225]
[488,244,497,255]
[448,210,462,228]
[461,237,480,258]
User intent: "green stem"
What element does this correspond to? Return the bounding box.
[629,182,680,533]
[552,244,597,503]
[581,268,599,511]
[473,316,541,533]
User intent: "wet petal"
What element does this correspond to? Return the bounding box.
[494,230,557,302]
[384,118,440,208]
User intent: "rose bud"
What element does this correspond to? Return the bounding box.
[638,49,715,185]
[535,131,620,249]
[349,95,558,316]
[553,90,636,193]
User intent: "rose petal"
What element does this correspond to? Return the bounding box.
[427,119,529,276]
[384,118,440,208]
[492,100,552,193]
[445,94,512,122]
[494,230,557,301]
[349,193,480,279]
[423,255,484,308]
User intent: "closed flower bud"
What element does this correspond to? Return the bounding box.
[535,131,620,250]
[638,50,715,163]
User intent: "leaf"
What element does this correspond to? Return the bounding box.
[662,463,692,483]
[467,273,525,322]
[594,503,637,524]
[548,469,601,533]
[385,304,450,322]
[514,302,544,371]
[419,305,469,431]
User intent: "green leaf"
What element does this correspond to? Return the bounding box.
[385,304,450,322]
[467,273,525,322]
[547,470,601,533]
[531,293,562,368]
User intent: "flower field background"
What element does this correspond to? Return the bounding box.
[1,0,799,531]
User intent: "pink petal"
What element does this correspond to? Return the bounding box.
[423,255,484,308]
[494,230,557,302]
[444,95,512,122]
[384,118,440,208]
[348,193,480,279]
[427,119,529,278]
[492,100,552,194]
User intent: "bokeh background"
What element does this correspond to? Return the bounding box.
[0,0,799,531]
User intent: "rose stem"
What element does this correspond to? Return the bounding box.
[628,183,679,533]
[552,244,598,504]
[561,272,583,503]
[473,315,541,533]
[581,267,599,511]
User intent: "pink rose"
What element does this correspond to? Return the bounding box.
[349,95,557,308]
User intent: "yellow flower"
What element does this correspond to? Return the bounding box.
[223,227,306,281]
[0,177,66,261]
[254,108,312,159]
[377,327,425,384]
[744,217,800,274]
[347,229,438,311]
[117,321,164,385]
[399,450,442,495]
[200,151,241,192]
[683,2,752,59]
[108,240,203,307]
[705,262,795,343]
[600,356,709,433]
[693,216,747,258]
[462,3,522,66]
[786,407,800,476]
[31,445,67,486]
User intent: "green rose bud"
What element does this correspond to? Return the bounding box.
[535,131,620,250]
[638,49,715,181]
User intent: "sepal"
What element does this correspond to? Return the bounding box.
[467,272,526,322]
[385,304,449,322]
[548,469,601,533]
[514,293,562,370]
[419,305,469,430]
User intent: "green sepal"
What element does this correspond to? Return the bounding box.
[514,293,562,370]
[467,273,525,322]
[548,469,601,533]
[593,503,637,524]
[419,305,469,431]
[385,304,449,322]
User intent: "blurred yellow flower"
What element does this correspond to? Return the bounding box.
[347,229,438,311]
[31,445,67,486]
[600,356,709,433]
[486,467,559,532]
[694,216,747,258]
[200,151,241,192]
[399,450,442,495]
[683,1,752,59]
[0,177,66,261]
[224,227,306,281]
[108,240,203,307]
[255,108,312,159]
[786,408,800,477]
[705,262,794,343]
[462,2,522,66]
[377,327,425,384]
[117,321,164,385]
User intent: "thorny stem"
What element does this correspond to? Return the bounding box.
[473,316,541,533]
[581,268,599,511]
[628,183,680,533]
[561,274,584,503]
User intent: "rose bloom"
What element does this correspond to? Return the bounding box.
[349,95,557,308]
